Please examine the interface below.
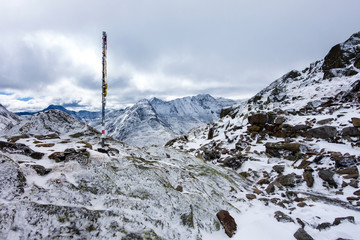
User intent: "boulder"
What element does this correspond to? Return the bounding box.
[342,127,360,137]
[332,155,357,168]
[352,117,360,127]
[246,194,257,200]
[333,216,355,226]
[216,210,237,238]
[29,165,52,176]
[248,113,268,126]
[0,141,44,160]
[305,126,337,139]
[336,166,359,179]
[273,165,285,174]
[318,169,337,188]
[277,174,295,187]
[274,211,294,223]
[293,228,314,240]
[48,148,89,165]
[303,168,314,187]
[316,222,331,231]
[202,149,221,161]
[317,118,334,125]
[223,156,244,170]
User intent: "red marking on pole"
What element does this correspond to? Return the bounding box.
[102,130,105,134]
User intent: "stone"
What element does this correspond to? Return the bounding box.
[297,202,307,208]
[293,228,314,240]
[305,126,337,139]
[175,185,183,192]
[317,118,334,125]
[333,155,357,168]
[318,169,337,188]
[342,127,360,137]
[296,218,306,228]
[316,222,331,231]
[265,182,276,194]
[333,216,355,226]
[303,168,314,188]
[352,117,360,127]
[7,134,30,143]
[277,174,295,187]
[354,190,360,196]
[35,143,55,148]
[273,165,285,174]
[0,141,44,160]
[275,116,285,125]
[202,149,221,161]
[246,194,257,200]
[274,211,294,223]
[223,156,244,170]
[216,210,237,238]
[34,133,59,140]
[208,127,214,140]
[248,113,268,126]
[29,165,52,176]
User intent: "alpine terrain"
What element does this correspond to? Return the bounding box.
[0,31,359,240]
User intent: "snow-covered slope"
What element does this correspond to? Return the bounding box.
[0,117,248,239]
[167,32,360,239]
[2,109,93,137]
[0,104,21,131]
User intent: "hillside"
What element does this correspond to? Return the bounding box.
[167,32,360,239]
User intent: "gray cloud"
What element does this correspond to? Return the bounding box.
[1,0,360,111]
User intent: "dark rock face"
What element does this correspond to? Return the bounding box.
[333,216,355,226]
[273,165,285,174]
[352,117,360,127]
[293,228,314,240]
[332,155,357,168]
[0,141,44,159]
[305,126,337,139]
[223,156,244,170]
[316,222,331,231]
[216,210,237,238]
[318,169,337,188]
[202,149,221,161]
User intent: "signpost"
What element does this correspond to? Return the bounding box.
[101,31,107,148]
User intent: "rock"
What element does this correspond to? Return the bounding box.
[349,179,359,188]
[216,210,237,238]
[297,202,307,208]
[336,166,359,179]
[273,165,285,174]
[274,211,294,223]
[265,182,276,194]
[175,185,183,192]
[318,169,337,188]
[317,118,334,125]
[35,143,55,147]
[202,149,221,161]
[277,174,295,187]
[208,127,214,140]
[248,113,268,126]
[305,126,337,139]
[223,156,244,170]
[246,194,256,200]
[352,117,360,127]
[333,216,355,226]
[293,228,314,240]
[34,133,59,140]
[316,222,331,231]
[247,125,262,132]
[354,190,360,196]
[303,168,314,187]
[296,218,306,228]
[7,134,30,143]
[48,149,89,165]
[342,127,360,137]
[29,165,52,176]
[275,116,285,125]
[333,155,357,168]
[0,141,44,160]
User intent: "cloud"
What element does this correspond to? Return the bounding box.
[0,0,360,112]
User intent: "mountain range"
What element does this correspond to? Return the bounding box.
[0,32,360,239]
[15,94,237,146]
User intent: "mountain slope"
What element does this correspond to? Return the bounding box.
[167,32,360,239]
[0,104,21,131]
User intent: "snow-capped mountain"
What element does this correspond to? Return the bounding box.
[0,104,21,131]
[101,94,237,146]
[15,94,236,147]
[167,32,360,239]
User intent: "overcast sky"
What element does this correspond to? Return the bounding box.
[0,0,360,112]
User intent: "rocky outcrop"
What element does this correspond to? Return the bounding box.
[0,141,44,159]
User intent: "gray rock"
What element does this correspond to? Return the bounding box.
[277,174,295,187]
[274,211,294,223]
[0,141,44,160]
[303,168,314,188]
[248,113,268,126]
[305,126,337,139]
[318,169,337,188]
[273,165,285,174]
[317,118,334,125]
[333,216,355,226]
[352,117,360,127]
[29,165,52,176]
[316,222,331,231]
[293,228,314,240]
[342,127,360,137]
